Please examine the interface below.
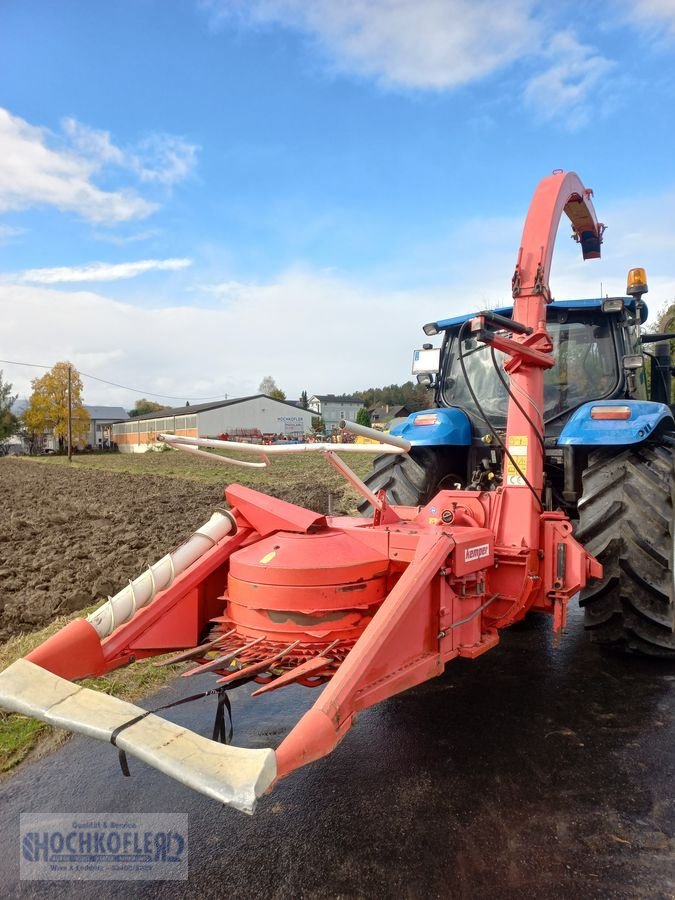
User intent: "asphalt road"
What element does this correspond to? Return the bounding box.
[2,604,675,900]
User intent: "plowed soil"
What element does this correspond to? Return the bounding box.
[0,451,367,641]
[0,459,232,641]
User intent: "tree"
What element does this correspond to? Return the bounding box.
[128,399,169,417]
[300,390,309,409]
[269,387,287,401]
[23,362,90,450]
[0,370,18,445]
[258,375,280,396]
[647,298,675,403]
[353,380,431,412]
[356,407,371,427]
[311,416,325,433]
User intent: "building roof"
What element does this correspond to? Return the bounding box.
[84,405,129,420]
[115,394,313,424]
[369,404,411,420]
[310,394,363,405]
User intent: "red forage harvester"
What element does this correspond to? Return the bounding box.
[0,172,603,813]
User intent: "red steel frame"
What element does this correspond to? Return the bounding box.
[24,172,605,793]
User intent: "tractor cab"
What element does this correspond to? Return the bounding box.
[389,269,675,510]
[424,295,649,439]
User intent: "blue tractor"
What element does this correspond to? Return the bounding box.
[362,269,675,656]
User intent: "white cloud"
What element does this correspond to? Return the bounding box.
[524,32,615,127]
[0,108,198,226]
[15,258,193,284]
[61,117,126,166]
[63,118,199,186]
[0,224,25,243]
[3,181,674,406]
[132,134,199,185]
[628,0,675,35]
[0,108,157,224]
[92,228,162,245]
[0,271,456,406]
[204,0,540,89]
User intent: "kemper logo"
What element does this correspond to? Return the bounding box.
[464,543,490,563]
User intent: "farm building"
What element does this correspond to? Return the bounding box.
[111,395,315,452]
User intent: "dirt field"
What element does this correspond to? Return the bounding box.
[0,452,366,641]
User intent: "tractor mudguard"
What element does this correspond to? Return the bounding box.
[557,400,675,447]
[389,408,472,447]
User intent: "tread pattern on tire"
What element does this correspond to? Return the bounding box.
[576,441,675,656]
[357,448,444,514]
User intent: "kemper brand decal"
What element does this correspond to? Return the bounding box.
[464,543,490,563]
[506,435,528,486]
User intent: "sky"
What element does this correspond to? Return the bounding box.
[2,0,675,408]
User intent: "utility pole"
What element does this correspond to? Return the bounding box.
[67,365,73,463]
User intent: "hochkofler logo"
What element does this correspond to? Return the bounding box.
[20,814,188,881]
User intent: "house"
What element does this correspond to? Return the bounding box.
[111,395,316,453]
[308,395,364,431]
[84,405,129,448]
[368,404,413,429]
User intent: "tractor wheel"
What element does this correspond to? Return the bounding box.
[576,441,675,657]
[357,447,452,515]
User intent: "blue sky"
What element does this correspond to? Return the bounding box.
[1,0,675,406]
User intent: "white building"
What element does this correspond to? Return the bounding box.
[308,395,364,432]
[84,405,129,448]
[111,395,315,453]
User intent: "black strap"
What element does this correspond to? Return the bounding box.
[212,691,233,744]
[110,685,234,778]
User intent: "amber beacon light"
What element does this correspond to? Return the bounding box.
[626,267,648,296]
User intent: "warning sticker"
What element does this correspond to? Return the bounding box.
[506,435,528,486]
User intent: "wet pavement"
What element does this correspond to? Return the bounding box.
[2,603,675,899]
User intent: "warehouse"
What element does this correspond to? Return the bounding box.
[111,395,315,452]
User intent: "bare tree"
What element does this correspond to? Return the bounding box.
[258,376,277,395]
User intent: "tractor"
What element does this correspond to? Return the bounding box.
[364,221,675,659]
[1,170,673,815]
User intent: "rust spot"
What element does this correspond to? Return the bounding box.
[267,609,349,625]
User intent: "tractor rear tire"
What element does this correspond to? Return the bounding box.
[576,441,675,657]
[357,448,449,515]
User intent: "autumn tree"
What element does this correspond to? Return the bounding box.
[128,398,169,417]
[23,362,90,451]
[0,370,18,445]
